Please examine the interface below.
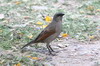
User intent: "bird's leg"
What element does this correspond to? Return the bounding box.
[46,43,52,55]
[48,45,54,52]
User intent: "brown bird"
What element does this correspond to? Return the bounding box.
[21,13,64,55]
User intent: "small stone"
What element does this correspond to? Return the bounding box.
[60,60,67,63]
[6,54,14,60]
[57,44,65,48]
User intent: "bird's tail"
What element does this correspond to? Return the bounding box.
[21,40,35,49]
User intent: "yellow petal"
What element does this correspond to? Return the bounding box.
[96,9,100,12]
[89,35,95,39]
[45,16,52,22]
[14,63,21,66]
[79,11,85,14]
[31,57,39,60]
[42,25,47,28]
[0,29,3,32]
[0,60,4,64]
[14,1,21,5]
[26,56,31,58]
[86,6,94,10]
[36,21,43,25]
[61,33,68,37]
[27,34,33,39]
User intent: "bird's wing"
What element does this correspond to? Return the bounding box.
[34,28,56,42]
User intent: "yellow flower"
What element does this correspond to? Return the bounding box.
[26,56,40,60]
[79,11,85,14]
[0,29,3,32]
[45,16,52,22]
[31,57,39,60]
[96,9,100,12]
[14,1,21,5]
[42,25,47,28]
[89,35,95,39]
[0,60,4,64]
[86,6,94,11]
[14,63,21,66]
[36,21,43,25]
[3,20,9,23]
[27,34,33,39]
[26,56,31,58]
[61,33,68,37]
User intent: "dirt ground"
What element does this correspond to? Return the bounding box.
[45,38,100,66]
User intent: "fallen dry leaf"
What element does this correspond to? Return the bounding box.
[61,33,69,37]
[31,57,40,60]
[42,25,47,28]
[36,21,43,25]
[14,63,21,66]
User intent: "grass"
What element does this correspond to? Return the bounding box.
[0,0,100,65]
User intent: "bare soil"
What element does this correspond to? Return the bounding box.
[46,38,100,66]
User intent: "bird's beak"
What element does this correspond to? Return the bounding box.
[62,14,65,15]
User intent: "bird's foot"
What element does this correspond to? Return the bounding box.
[48,52,57,56]
[54,51,59,53]
[48,51,58,56]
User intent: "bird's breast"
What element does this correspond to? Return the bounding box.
[55,22,62,33]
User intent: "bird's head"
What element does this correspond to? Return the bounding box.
[53,13,64,22]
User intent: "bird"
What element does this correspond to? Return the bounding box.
[21,13,64,55]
